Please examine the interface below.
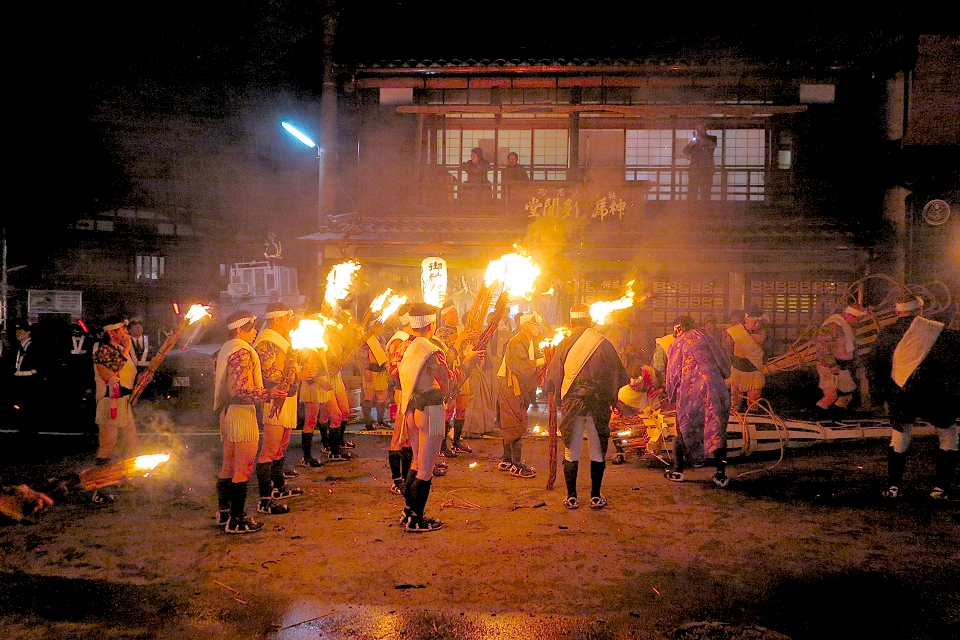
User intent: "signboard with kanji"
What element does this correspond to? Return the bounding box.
[28,290,83,317]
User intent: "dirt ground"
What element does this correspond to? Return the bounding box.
[1,409,959,640]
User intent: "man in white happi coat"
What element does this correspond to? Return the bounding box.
[397,303,480,532]
[253,302,314,515]
[214,310,286,534]
[91,316,140,504]
[386,306,415,495]
[723,307,767,412]
[815,303,865,412]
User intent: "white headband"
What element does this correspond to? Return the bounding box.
[569,310,590,318]
[265,309,293,319]
[103,321,126,332]
[844,305,866,317]
[517,312,542,326]
[399,313,411,326]
[227,315,256,330]
[895,297,923,312]
[409,314,436,329]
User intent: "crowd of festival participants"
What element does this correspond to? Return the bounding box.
[3,291,958,530]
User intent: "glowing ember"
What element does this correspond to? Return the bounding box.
[290,317,334,351]
[484,252,541,299]
[377,294,408,324]
[184,304,212,325]
[539,326,571,350]
[324,261,361,308]
[369,289,393,313]
[468,462,478,468]
[590,280,635,325]
[133,454,170,471]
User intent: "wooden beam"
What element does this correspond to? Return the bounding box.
[395,104,807,118]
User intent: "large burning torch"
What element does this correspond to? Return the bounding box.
[466,252,542,352]
[330,292,408,371]
[589,281,639,326]
[78,453,172,490]
[453,252,542,398]
[131,304,212,404]
[324,260,361,311]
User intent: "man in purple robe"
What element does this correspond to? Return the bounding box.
[664,316,732,487]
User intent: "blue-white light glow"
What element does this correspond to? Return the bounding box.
[281,122,316,148]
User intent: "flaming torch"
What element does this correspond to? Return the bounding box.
[538,326,570,490]
[324,261,362,311]
[452,253,542,398]
[131,304,212,404]
[589,281,637,326]
[467,252,542,352]
[78,453,172,490]
[330,294,408,371]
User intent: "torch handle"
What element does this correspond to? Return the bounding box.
[330,323,380,373]
[130,317,189,404]
[543,345,558,490]
[268,347,299,419]
[545,390,558,491]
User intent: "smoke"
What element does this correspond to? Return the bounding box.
[133,406,219,504]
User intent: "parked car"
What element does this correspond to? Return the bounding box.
[142,322,221,411]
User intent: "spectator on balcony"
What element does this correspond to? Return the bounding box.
[458,147,492,204]
[683,124,718,202]
[500,151,529,183]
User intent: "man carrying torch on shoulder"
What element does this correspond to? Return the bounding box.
[214,310,287,534]
[544,304,629,510]
[397,303,482,532]
[90,315,140,504]
[253,303,314,516]
[436,301,472,455]
[497,311,545,478]
[386,305,416,494]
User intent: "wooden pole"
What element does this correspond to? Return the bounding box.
[544,345,558,490]
[130,314,191,404]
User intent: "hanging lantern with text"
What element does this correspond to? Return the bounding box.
[421,257,447,308]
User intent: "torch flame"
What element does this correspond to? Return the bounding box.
[290,317,335,351]
[133,453,170,471]
[369,288,393,313]
[377,294,408,324]
[324,261,361,308]
[484,252,541,299]
[185,304,212,325]
[539,326,571,350]
[590,281,635,325]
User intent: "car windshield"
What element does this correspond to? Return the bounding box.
[177,319,223,348]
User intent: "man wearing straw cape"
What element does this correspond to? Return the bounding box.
[545,304,629,510]
[868,295,959,500]
[253,303,313,516]
[497,311,545,478]
[397,304,481,532]
[90,316,140,504]
[214,310,287,534]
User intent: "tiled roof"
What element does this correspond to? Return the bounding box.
[338,35,910,74]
